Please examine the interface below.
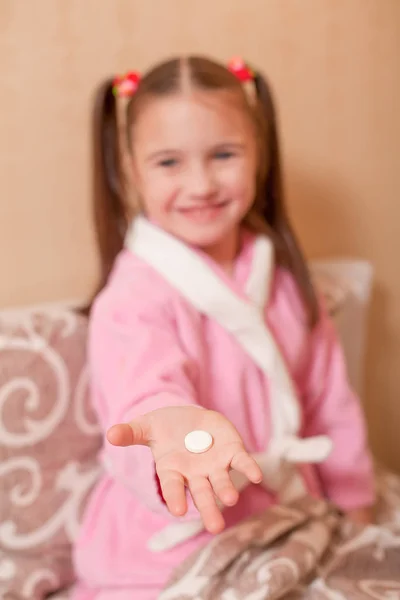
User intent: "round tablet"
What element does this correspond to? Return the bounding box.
[184,430,213,454]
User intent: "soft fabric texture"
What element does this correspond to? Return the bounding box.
[72,219,374,600]
[128,217,332,552]
[309,259,374,396]
[0,307,102,600]
[161,467,400,600]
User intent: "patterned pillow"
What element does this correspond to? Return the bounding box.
[0,306,102,599]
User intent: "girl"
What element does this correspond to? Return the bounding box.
[72,56,375,599]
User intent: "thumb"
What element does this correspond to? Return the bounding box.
[106,417,151,447]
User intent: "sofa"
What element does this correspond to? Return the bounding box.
[0,260,377,599]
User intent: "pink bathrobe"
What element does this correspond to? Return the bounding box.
[72,217,374,600]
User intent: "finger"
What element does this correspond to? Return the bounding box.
[209,469,239,507]
[189,476,225,534]
[159,469,188,517]
[230,451,263,484]
[106,419,150,447]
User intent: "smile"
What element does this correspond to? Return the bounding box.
[176,201,230,223]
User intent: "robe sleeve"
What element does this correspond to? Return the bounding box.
[89,287,201,520]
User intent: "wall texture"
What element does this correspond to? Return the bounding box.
[0,0,399,467]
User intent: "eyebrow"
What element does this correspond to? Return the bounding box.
[146,141,246,163]
[213,141,246,151]
[145,149,178,163]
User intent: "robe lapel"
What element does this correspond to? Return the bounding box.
[245,234,274,309]
[125,216,301,438]
[125,218,334,552]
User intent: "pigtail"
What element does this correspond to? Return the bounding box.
[84,79,129,312]
[254,73,319,327]
[81,57,319,325]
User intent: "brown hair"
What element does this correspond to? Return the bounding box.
[88,56,319,326]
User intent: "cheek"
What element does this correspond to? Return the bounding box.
[221,161,256,206]
[139,172,178,216]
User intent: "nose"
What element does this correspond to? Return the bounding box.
[186,162,217,200]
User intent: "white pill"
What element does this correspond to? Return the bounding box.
[184,430,213,454]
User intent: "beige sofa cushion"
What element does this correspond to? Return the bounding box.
[0,306,102,599]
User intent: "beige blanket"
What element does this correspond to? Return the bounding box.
[161,466,400,599]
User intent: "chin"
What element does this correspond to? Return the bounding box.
[176,221,235,249]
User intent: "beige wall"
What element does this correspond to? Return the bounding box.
[1,0,399,467]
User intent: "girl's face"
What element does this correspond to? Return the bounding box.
[131,90,258,261]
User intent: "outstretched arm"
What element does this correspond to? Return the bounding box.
[90,294,261,533]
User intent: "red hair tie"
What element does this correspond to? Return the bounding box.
[112,71,141,98]
[227,57,255,83]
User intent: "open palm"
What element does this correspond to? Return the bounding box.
[107,406,262,533]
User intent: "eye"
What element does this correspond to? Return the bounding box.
[158,158,178,168]
[214,150,235,160]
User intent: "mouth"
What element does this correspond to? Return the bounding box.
[176,200,230,223]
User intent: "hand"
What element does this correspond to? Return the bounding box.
[346,506,375,525]
[107,406,262,534]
